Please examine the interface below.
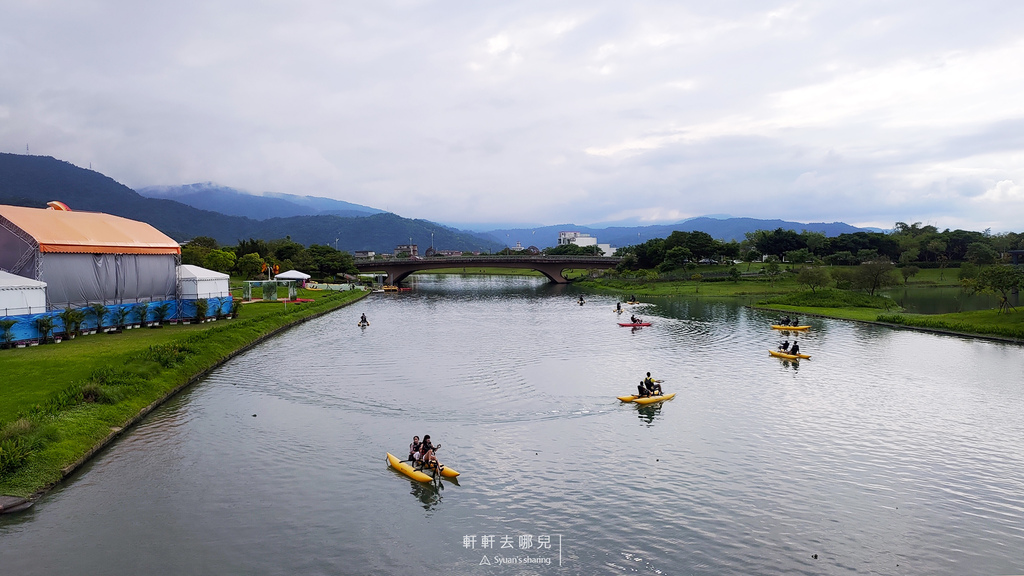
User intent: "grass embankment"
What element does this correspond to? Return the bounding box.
[0,288,367,498]
[758,289,1024,340]
[580,267,1023,341]
[576,273,800,298]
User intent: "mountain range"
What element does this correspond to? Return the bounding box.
[482,218,880,248]
[0,154,500,253]
[138,183,384,220]
[1,153,883,253]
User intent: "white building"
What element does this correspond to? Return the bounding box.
[557,231,612,256]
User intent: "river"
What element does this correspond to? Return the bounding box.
[2,275,1023,575]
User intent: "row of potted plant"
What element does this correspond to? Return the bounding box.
[0,298,242,348]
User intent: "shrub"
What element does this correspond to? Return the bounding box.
[0,318,17,347]
[152,302,172,323]
[0,418,34,442]
[195,299,209,321]
[0,437,33,475]
[87,302,108,331]
[133,303,150,325]
[36,315,55,342]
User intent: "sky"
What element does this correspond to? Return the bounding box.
[2,1,1024,232]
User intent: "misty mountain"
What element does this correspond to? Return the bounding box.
[0,153,501,253]
[138,183,385,220]
[482,218,883,249]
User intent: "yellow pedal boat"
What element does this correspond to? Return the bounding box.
[769,349,811,360]
[616,392,676,405]
[386,452,460,483]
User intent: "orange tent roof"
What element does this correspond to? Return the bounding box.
[0,204,181,255]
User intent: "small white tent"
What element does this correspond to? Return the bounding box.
[275,269,311,281]
[177,265,230,299]
[0,270,47,316]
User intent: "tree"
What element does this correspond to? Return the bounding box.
[900,266,921,285]
[831,267,854,290]
[306,244,357,277]
[977,265,1024,313]
[236,238,270,259]
[658,246,692,271]
[236,253,264,279]
[203,249,237,273]
[742,249,761,271]
[181,243,211,266]
[728,267,741,283]
[965,242,998,265]
[690,273,703,293]
[753,228,805,258]
[761,259,782,287]
[785,248,811,264]
[800,230,827,256]
[852,260,898,296]
[616,253,639,272]
[796,266,830,293]
[187,236,219,249]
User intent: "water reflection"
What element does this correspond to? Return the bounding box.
[407,479,443,511]
[635,403,663,425]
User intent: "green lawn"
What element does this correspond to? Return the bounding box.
[0,288,367,496]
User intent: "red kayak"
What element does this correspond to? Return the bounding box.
[618,322,651,327]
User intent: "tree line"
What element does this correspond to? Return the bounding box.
[614,224,1024,271]
[181,236,358,280]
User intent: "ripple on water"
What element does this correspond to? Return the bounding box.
[4,277,1024,576]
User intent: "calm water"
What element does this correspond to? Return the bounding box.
[2,275,1023,575]
[882,286,1010,314]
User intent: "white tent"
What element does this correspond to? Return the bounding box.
[0,270,47,316]
[177,265,230,299]
[275,269,311,281]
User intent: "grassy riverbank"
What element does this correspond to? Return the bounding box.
[580,270,1023,341]
[0,288,367,498]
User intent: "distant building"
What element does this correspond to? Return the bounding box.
[558,231,612,256]
[353,250,375,259]
[438,250,463,256]
[394,244,418,257]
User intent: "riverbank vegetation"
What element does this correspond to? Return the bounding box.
[0,288,366,498]
[579,223,1024,341]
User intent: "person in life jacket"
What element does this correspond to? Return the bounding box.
[644,372,662,395]
[409,435,421,462]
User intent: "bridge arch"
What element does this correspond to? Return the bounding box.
[354,256,619,285]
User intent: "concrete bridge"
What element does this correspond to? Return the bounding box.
[354,255,620,285]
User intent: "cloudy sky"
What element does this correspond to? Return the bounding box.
[2,1,1024,231]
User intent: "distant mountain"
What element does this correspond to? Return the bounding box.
[482,218,882,249]
[0,154,501,253]
[138,183,384,220]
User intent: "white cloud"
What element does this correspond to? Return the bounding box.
[2,1,1024,230]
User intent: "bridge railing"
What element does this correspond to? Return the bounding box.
[355,255,620,266]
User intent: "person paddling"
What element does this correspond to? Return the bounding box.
[790,341,800,355]
[644,372,663,396]
[360,313,368,325]
[778,340,790,352]
[420,435,442,471]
